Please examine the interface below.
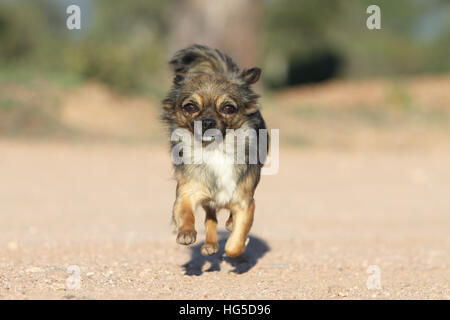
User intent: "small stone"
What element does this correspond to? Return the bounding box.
[105,270,114,277]
[26,267,44,273]
[53,283,66,291]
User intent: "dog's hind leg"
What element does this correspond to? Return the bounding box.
[201,204,219,256]
[225,212,233,232]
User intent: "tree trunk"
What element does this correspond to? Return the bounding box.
[169,0,262,68]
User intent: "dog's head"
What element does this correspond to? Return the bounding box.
[162,45,261,139]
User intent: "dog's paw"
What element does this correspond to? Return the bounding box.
[201,242,219,256]
[225,243,245,258]
[176,230,197,245]
[225,237,250,257]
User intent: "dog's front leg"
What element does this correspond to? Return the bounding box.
[225,200,255,257]
[201,204,219,256]
[173,195,197,245]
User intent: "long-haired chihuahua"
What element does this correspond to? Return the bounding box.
[162,44,268,257]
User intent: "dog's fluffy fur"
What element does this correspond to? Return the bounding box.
[162,44,267,257]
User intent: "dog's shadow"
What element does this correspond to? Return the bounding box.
[182,231,270,276]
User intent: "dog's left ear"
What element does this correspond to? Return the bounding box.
[173,74,184,85]
[240,67,261,85]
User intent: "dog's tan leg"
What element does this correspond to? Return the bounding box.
[173,180,209,245]
[201,205,219,256]
[225,200,255,257]
[173,195,197,245]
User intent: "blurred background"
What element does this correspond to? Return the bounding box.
[1,0,450,299]
[0,0,449,148]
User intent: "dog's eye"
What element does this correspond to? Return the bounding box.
[182,103,199,114]
[221,104,237,114]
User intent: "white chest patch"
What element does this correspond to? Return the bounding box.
[203,147,236,206]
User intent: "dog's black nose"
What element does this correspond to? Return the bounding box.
[202,118,216,130]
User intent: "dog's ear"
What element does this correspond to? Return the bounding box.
[240,67,261,85]
[173,74,184,85]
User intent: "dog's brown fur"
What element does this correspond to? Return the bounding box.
[162,44,267,257]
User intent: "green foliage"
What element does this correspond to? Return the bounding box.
[264,0,450,85]
[0,0,449,91]
[0,0,168,93]
[264,0,341,59]
[66,0,168,92]
[0,2,44,62]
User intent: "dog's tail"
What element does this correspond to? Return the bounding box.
[169,44,240,78]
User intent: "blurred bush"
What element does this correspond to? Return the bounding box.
[0,0,449,92]
[0,2,45,63]
[0,0,168,93]
[62,0,168,92]
[264,0,450,86]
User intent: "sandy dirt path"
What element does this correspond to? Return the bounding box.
[0,141,449,299]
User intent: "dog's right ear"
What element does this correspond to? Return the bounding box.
[173,74,184,85]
